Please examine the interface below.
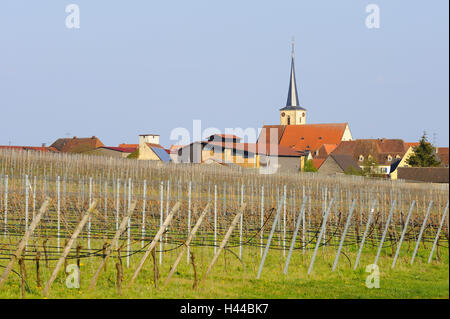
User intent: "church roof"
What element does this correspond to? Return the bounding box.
[257,125,286,144]
[258,123,348,152]
[280,123,349,152]
[280,41,306,111]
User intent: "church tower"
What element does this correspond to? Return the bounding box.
[280,41,307,125]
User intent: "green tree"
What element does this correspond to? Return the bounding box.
[406,132,441,167]
[303,159,317,172]
[344,165,364,176]
[361,156,383,177]
[127,148,139,159]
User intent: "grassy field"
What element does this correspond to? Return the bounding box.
[0,242,448,299]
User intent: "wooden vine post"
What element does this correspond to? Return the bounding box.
[199,203,246,285]
[0,198,50,288]
[88,201,137,291]
[163,203,210,286]
[127,202,181,288]
[42,200,98,297]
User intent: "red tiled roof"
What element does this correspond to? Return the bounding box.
[279,123,349,152]
[405,142,420,148]
[377,139,408,153]
[50,136,104,153]
[99,147,135,153]
[118,143,139,149]
[315,144,338,159]
[258,125,286,144]
[169,145,183,154]
[437,147,449,166]
[312,158,326,169]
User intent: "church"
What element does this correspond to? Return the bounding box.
[257,42,353,158]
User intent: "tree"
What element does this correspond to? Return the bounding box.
[359,156,386,177]
[303,159,317,172]
[344,165,364,176]
[127,148,139,159]
[406,132,441,167]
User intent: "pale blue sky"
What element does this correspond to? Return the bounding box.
[0,1,448,147]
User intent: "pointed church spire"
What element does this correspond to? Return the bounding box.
[286,39,300,107]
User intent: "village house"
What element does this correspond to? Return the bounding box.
[331,139,409,176]
[176,134,304,172]
[311,144,338,170]
[390,144,449,180]
[136,134,170,162]
[169,145,183,163]
[389,142,419,180]
[84,146,136,158]
[317,153,361,175]
[50,136,104,153]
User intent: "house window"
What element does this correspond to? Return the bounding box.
[359,155,364,161]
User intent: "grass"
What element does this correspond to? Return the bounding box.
[0,239,448,299]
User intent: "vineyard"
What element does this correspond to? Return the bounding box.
[0,149,448,298]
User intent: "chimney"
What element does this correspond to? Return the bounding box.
[42,143,46,147]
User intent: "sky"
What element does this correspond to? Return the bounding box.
[0,1,448,147]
